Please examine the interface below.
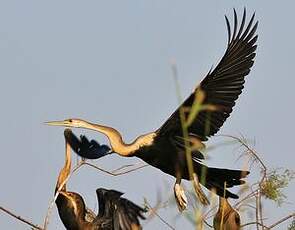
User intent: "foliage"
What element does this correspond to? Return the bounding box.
[261,169,295,206]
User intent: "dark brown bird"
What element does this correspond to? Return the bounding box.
[55,129,146,230]
[213,197,241,230]
[47,9,258,210]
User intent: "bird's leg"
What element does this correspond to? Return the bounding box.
[174,170,187,211]
[192,172,210,206]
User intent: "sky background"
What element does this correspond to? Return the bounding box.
[0,1,294,229]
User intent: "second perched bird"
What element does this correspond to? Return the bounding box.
[55,129,146,230]
[213,198,241,230]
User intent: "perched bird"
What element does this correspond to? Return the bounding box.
[55,129,146,230]
[213,197,241,230]
[47,9,257,210]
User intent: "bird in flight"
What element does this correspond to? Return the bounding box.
[47,9,258,211]
[55,129,146,230]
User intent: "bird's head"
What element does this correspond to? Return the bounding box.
[56,191,88,229]
[45,118,90,129]
[57,191,86,218]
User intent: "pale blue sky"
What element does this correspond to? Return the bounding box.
[0,1,294,229]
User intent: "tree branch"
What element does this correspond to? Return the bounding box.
[0,206,44,230]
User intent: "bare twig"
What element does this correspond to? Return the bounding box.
[0,206,44,230]
[202,204,218,220]
[241,221,267,228]
[235,189,259,208]
[255,193,260,230]
[268,213,295,229]
[203,219,213,228]
[241,213,295,229]
[83,162,148,176]
[145,200,175,230]
[257,190,264,229]
[220,134,267,184]
[111,163,142,173]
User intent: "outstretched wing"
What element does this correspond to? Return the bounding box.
[95,188,146,230]
[157,9,258,141]
[112,197,146,230]
[64,129,111,159]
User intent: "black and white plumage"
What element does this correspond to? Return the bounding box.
[158,9,258,142]
[55,129,145,230]
[47,9,258,206]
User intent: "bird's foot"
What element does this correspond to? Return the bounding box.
[174,183,188,212]
[192,173,210,206]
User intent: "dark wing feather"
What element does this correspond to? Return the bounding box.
[64,130,111,159]
[94,188,145,230]
[113,197,146,230]
[157,9,258,141]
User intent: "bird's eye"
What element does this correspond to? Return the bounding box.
[68,119,72,123]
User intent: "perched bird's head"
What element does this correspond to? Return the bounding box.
[56,191,87,229]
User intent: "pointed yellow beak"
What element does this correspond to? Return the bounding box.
[45,120,71,127]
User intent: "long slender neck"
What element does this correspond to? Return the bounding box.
[56,137,71,193]
[81,121,155,156]
[219,197,229,211]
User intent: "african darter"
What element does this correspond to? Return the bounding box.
[48,9,258,210]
